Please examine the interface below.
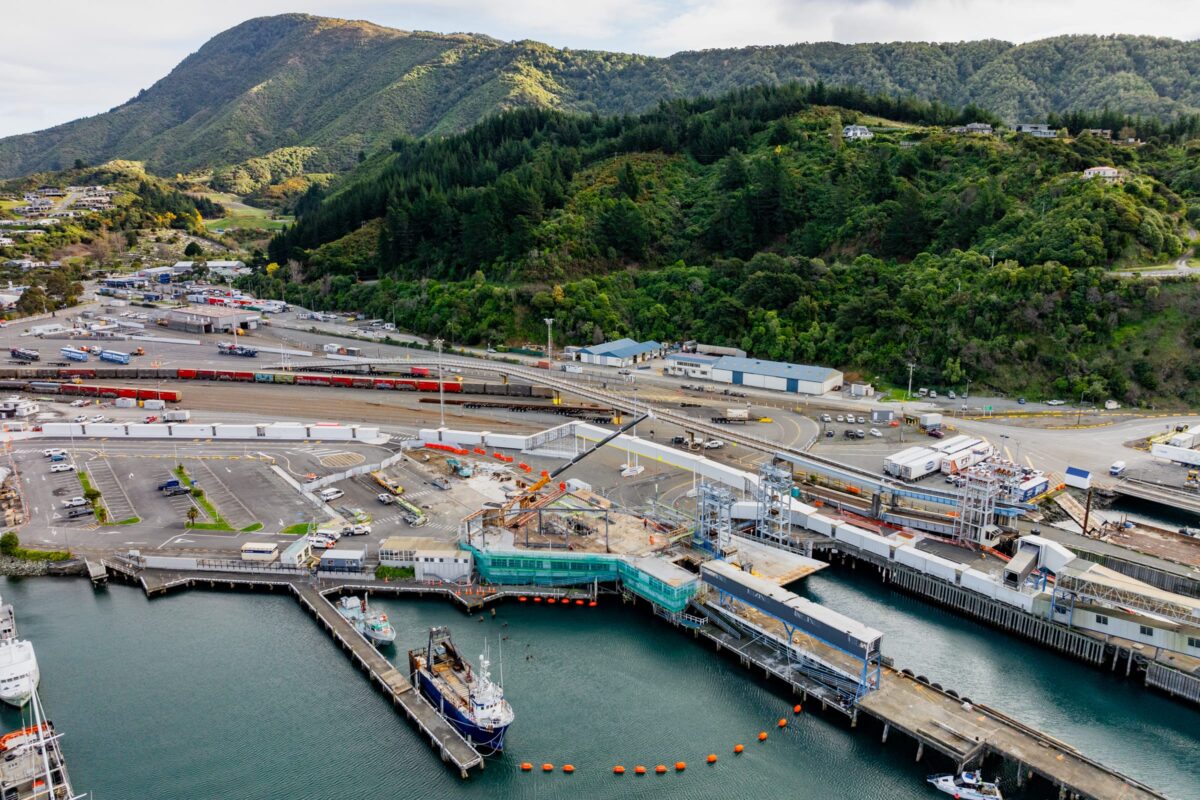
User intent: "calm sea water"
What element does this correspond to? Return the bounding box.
[1,574,1195,800]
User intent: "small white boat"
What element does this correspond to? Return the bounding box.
[928,772,1003,800]
[0,638,40,708]
[336,595,396,647]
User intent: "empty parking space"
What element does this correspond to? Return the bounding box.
[189,459,258,530]
[84,456,138,524]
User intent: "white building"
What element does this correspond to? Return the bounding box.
[709,355,843,395]
[842,124,873,141]
[1015,123,1056,138]
[1082,166,1121,182]
[379,537,473,582]
[664,353,720,379]
[575,338,662,368]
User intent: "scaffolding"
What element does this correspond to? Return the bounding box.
[696,482,736,555]
[755,462,794,544]
[953,465,1002,547]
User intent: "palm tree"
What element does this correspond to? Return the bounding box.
[186,507,199,528]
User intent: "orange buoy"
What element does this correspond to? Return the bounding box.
[675,761,686,771]
[707,754,718,764]
[563,765,575,774]
[575,599,584,605]
[542,763,554,772]
[655,765,667,774]
[613,765,626,775]
[734,744,745,754]
[588,600,597,607]
[758,731,768,741]
[777,718,787,728]
[634,765,646,775]
[547,598,557,604]
[519,596,528,602]
[793,704,803,714]
[521,762,532,771]
[533,597,542,603]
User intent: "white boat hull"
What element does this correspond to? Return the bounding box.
[0,665,40,708]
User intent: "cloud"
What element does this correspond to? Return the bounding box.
[1,0,1198,139]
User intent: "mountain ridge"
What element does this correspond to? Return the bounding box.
[2,14,1200,177]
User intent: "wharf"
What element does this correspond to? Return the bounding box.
[678,607,1167,800]
[1053,493,1101,535]
[1112,478,1200,516]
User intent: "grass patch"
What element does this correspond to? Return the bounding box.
[113,517,140,525]
[281,523,313,535]
[189,522,233,531]
[176,464,239,529]
[11,548,72,562]
[240,522,263,532]
[374,565,415,580]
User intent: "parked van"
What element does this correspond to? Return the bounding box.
[318,488,344,502]
[1109,461,1127,477]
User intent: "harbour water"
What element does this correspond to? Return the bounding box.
[1,574,1196,799]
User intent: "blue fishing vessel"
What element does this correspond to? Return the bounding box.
[408,627,513,754]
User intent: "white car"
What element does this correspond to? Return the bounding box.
[50,464,75,473]
[90,415,105,423]
[69,399,89,407]
[856,416,866,424]
[703,439,725,449]
[341,524,371,536]
[307,534,336,550]
[377,493,396,505]
[836,415,845,423]
[821,414,832,423]
[1047,399,1065,406]
[869,428,882,437]
[73,415,87,423]
[319,488,344,502]
[42,449,66,458]
[62,497,87,508]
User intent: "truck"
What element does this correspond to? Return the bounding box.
[163,410,191,422]
[60,347,89,362]
[156,479,181,492]
[99,349,131,365]
[918,412,943,430]
[712,408,750,424]
[560,364,583,374]
[9,348,39,362]
[1109,460,1127,477]
[217,342,258,357]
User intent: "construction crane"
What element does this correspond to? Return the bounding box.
[521,413,650,497]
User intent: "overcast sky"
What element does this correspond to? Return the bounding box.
[2,0,1198,139]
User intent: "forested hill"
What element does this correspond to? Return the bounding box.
[5,13,1200,177]
[245,84,1200,405]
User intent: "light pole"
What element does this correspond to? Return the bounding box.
[1076,389,1088,426]
[543,318,554,362]
[906,362,915,401]
[434,337,445,428]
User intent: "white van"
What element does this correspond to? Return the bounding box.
[319,488,344,502]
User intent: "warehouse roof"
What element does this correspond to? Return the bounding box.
[577,338,661,359]
[712,356,841,383]
[167,305,258,320]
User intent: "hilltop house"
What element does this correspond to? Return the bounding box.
[1082,166,1121,182]
[1014,123,1056,138]
[842,124,873,141]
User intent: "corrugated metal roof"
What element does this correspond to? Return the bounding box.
[578,338,661,359]
[712,356,841,383]
[1065,466,1090,478]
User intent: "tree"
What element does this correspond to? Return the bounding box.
[616,161,640,200]
[183,241,203,257]
[0,532,18,556]
[94,506,108,525]
[15,286,48,315]
[186,507,199,528]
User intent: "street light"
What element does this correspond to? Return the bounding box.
[433,337,445,428]
[1076,389,1089,426]
[543,318,555,362]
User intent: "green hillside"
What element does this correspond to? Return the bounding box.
[4,14,1200,177]
[241,85,1200,405]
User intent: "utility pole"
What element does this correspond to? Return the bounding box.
[434,337,445,428]
[906,362,915,401]
[543,318,555,362]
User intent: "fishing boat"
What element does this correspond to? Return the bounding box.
[927,771,1004,799]
[0,637,39,708]
[408,627,513,754]
[335,596,395,647]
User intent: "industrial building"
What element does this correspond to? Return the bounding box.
[319,548,366,573]
[164,305,260,334]
[379,536,473,582]
[574,338,662,368]
[683,341,747,358]
[664,352,720,378]
[710,356,842,395]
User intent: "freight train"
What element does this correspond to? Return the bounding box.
[0,366,553,403]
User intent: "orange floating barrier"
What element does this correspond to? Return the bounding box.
[575,599,584,605]
[521,762,532,771]
[547,598,557,604]
[674,761,686,771]
[533,597,542,603]
[519,596,528,602]
[634,765,646,775]
[613,765,625,775]
[777,718,787,728]
[542,763,554,772]
[793,704,803,714]
[707,754,718,764]
[758,732,768,741]
[654,765,667,775]
[734,744,744,754]
[563,765,575,774]
[588,601,597,607]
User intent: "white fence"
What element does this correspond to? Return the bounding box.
[38,421,381,441]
